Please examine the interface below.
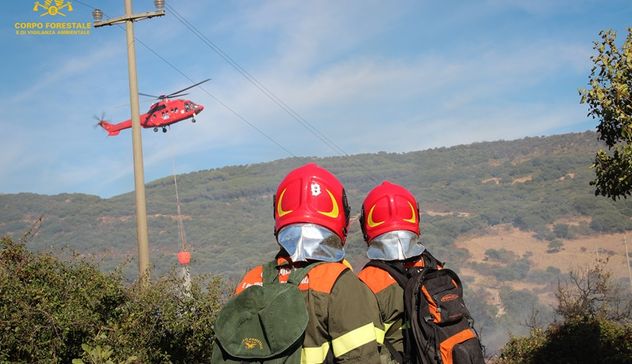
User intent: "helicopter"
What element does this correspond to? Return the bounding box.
[97,79,209,136]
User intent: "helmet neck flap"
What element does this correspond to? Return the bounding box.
[277,223,344,262]
[360,181,423,260]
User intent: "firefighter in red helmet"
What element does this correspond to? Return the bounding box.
[357,181,444,363]
[234,163,383,363]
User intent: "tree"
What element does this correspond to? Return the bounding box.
[495,259,632,363]
[0,236,226,363]
[580,28,632,200]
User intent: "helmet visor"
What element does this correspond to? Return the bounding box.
[277,223,345,262]
[367,230,425,261]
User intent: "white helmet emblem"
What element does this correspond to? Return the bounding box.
[311,182,321,196]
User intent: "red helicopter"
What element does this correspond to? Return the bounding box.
[97,79,209,136]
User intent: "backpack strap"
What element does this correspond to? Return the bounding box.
[420,250,444,269]
[364,260,409,288]
[262,260,325,286]
[262,260,280,284]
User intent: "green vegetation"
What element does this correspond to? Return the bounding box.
[484,248,517,263]
[0,236,225,363]
[580,28,632,200]
[496,260,632,363]
[1,132,629,280]
[2,131,632,356]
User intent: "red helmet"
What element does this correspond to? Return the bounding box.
[273,163,350,242]
[360,181,420,243]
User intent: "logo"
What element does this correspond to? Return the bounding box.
[33,0,73,17]
[15,1,91,36]
[242,338,263,350]
[317,189,339,218]
[366,205,384,228]
[310,182,321,196]
[403,201,417,223]
[441,293,459,303]
[276,188,293,217]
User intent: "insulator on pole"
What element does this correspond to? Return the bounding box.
[92,8,103,22]
[154,0,165,11]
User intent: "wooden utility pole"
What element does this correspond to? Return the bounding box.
[92,0,165,289]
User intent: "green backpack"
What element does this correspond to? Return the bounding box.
[211,261,321,364]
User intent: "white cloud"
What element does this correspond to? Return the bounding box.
[8,42,121,105]
[111,33,592,177]
[0,0,612,196]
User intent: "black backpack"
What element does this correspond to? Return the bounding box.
[365,252,485,364]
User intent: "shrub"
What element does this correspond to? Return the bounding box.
[0,236,125,362]
[85,274,224,363]
[546,239,563,253]
[0,236,225,363]
[497,318,632,364]
[552,224,569,239]
[496,259,632,363]
[484,248,516,263]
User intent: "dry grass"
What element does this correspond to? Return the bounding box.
[455,225,631,309]
[558,172,576,181]
[511,175,533,184]
[482,177,501,185]
[550,216,592,226]
[456,225,629,278]
[426,210,471,217]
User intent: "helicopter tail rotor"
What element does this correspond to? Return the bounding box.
[93,113,120,136]
[97,120,120,136]
[93,112,107,127]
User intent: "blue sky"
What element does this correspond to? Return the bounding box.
[0,0,630,198]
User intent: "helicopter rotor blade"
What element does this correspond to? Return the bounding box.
[139,92,161,98]
[167,93,189,98]
[165,78,210,98]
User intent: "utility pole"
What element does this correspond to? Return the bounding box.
[92,0,165,289]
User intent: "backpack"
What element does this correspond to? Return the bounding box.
[365,251,485,364]
[211,261,322,364]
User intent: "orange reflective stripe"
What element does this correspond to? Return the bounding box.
[235,265,263,295]
[421,285,441,323]
[307,262,348,293]
[440,329,476,364]
[236,262,346,294]
[358,266,397,294]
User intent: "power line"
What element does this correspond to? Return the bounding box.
[165,3,381,183]
[78,1,381,183]
[133,37,297,157]
[165,3,351,158]
[75,0,296,157]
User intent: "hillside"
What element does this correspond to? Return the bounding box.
[2,131,632,352]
